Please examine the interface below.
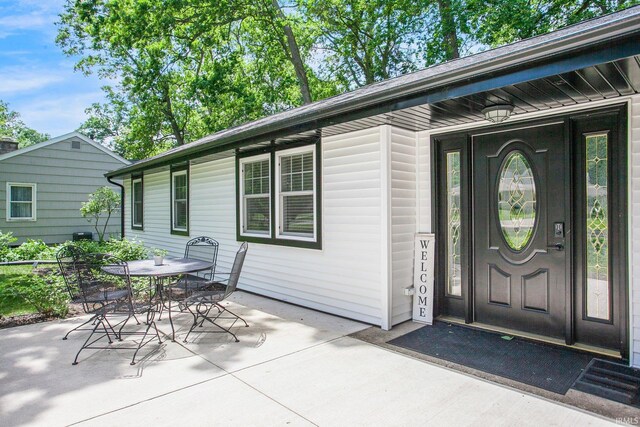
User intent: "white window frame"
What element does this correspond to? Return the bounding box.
[171,170,188,232]
[240,154,271,237]
[6,182,37,221]
[275,145,317,242]
[131,177,143,229]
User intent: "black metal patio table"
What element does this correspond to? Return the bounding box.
[103,258,214,341]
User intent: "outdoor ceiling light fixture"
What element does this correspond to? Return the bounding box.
[482,104,515,123]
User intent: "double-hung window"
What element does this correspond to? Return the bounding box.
[131,176,143,229]
[240,155,270,236]
[6,183,36,221]
[237,144,319,248]
[276,147,316,240]
[171,168,189,234]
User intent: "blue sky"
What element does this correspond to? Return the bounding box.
[0,0,105,137]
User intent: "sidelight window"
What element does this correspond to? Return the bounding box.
[585,133,609,320]
[446,152,462,296]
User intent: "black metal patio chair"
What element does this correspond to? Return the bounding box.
[56,245,131,341]
[73,257,162,365]
[183,242,249,343]
[164,236,219,311]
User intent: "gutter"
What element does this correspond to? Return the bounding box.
[107,177,126,239]
[105,7,640,179]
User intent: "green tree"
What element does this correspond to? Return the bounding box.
[0,100,50,148]
[59,0,326,158]
[60,0,638,159]
[301,0,425,89]
[80,187,121,242]
[466,0,639,48]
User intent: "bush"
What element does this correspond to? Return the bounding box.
[11,239,56,261]
[104,238,148,261]
[0,274,69,317]
[0,231,17,263]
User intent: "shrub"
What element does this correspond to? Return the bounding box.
[104,238,148,261]
[80,187,121,242]
[11,239,55,261]
[0,274,69,317]
[0,231,17,262]
[0,230,17,247]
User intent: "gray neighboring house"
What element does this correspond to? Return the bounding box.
[0,132,130,244]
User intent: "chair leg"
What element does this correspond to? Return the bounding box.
[183,302,244,343]
[62,315,98,340]
[216,304,249,327]
[72,316,110,365]
[130,320,162,365]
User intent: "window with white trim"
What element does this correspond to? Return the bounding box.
[171,169,188,232]
[276,146,316,241]
[237,144,319,248]
[6,183,36,221]
[240,155,270,236]
[131,177,143,229]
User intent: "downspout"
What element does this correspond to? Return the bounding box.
[107,177,125,239]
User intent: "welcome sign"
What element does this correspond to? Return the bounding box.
[413,233,435,324]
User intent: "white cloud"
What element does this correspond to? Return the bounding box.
[0,69,65,95]
[0,0,64,39]
[16,90,106,137]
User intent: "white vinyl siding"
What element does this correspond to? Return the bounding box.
[6,183,36,221]
[125,126,386,326]
[417,130,433,233]
[390,127,417,325]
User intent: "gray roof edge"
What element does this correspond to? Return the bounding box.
[107,5,640,178]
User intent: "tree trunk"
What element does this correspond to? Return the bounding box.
[271,0,313,104]
[161,84,185,146]
[437,0,460,60]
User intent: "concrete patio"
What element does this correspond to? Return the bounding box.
[0,292,618,426]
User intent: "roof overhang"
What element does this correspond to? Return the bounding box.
[107,6,640,179]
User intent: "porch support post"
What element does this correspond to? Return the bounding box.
[380,125,393,330]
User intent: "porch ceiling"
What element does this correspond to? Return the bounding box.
[323,55,640,137]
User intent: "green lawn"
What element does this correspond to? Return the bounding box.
[0,265,38,317]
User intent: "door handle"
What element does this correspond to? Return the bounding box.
[546,243,564,251]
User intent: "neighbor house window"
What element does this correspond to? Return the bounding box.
[131,176,143,229]
[6,183,36,221]
[276,147,316,240]
[240,155,270,236]
[171,168,189,234]
[236,143,320,249]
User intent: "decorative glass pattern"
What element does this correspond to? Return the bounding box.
[498,152,536,251]
[446,152,461,297]
[585,134,609,320]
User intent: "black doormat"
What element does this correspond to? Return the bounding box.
[572,359,640,407]
[388,321,594,394]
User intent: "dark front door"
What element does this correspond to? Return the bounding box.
[472,123,569,339]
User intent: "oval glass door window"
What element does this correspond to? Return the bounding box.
[498,151,537,251]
